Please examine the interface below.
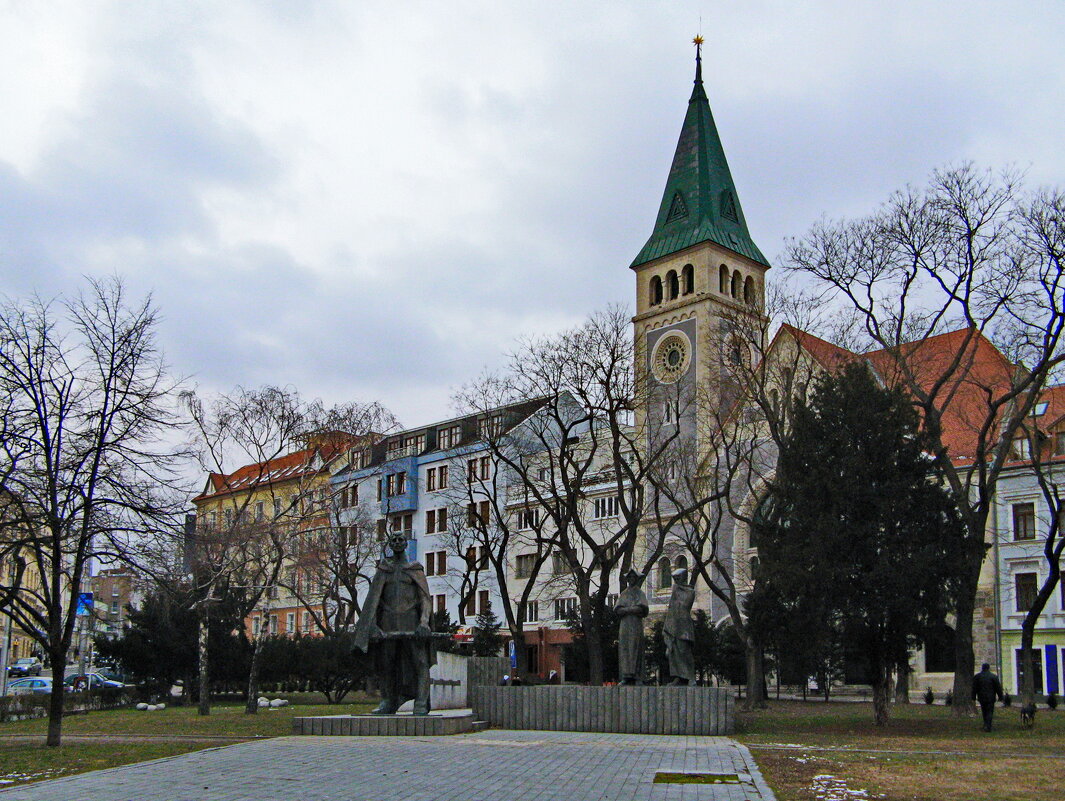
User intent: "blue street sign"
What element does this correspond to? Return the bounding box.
[76,592,94,616]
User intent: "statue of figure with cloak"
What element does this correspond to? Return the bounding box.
[663,566,696,685]
[614,569,649,685]
[352,533,437,715]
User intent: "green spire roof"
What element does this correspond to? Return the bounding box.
[631,45,768,269]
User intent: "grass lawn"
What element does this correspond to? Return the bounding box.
[736,700,1062,801]
[0,698,377,787]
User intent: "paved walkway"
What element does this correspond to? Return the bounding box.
[0,730,776,800]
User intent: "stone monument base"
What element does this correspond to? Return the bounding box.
[292,708,484,736]
[470,685,734,735]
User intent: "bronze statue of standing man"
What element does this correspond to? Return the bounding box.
[663,566,696,685]
[353,533,436,715]
[614,569,649,685]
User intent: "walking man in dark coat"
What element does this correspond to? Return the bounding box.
[971,663,1004,731]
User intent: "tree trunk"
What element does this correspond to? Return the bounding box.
[45,650,66,747]
[872,662,892,726]
[245,632,266,714]
[1018,624,1037,710]
[197,613,210,716]
[584,619,604,686]
[742,644,766,710]
[951,579,978,716]
[895,661,910,703]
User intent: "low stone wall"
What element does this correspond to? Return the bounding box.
[293,711,480,736]
[470,685,734,735]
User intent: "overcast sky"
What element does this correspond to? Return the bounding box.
[3,1,1063,429]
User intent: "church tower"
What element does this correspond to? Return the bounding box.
[632,39,770,449]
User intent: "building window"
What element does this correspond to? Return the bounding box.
[269,615,278,634]
[719,264,729,294]
[255,501,264,523]
[657,557,672,590]
[743,276,755,305]
[467,500,491,527]
[427,468,437,492]
[478,590,490,615]
[376,519,387,541]
[426,550,448,577]
[1015,572,1038,612]
[464,592,477,618]
[515,553,537,579]
[551,552,570,575]
[554,597,577,621]
[480,415,505,439]
[650,276,663,306]
[1015,648,1044,695]
[302,611,312,633]
[273,497,282,518]
[110,601,119,615]
[666,270,679,300]
[1011,437,1032,460]
[390,513,413,535]
[1013,503,1036,540]
[437,425,461,450]
[1054,430,1065,456]
[731,271,741,299]
[592,496,619,520]
[426,507,448,534]
[682,264,694,295]
[376,479,382,502]
[286,612,295,633]
[253,616,260,636]
[516,509,539,531]
[466,545,489,570]
[522,600,539,623]
[435,594,446,614]
[426,465,449,491]
[386,472,407,496]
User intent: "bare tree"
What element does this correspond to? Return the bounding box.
[784,165,1064,712]
[456,307,690,684]
[183,387,394,714]
[1013,392,1064,717]
[0,277,183,746]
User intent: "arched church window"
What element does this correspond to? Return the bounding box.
[673,554,688,573]
[682,264,694,295]
[657,557,672,590]
[666,270,679,300]
[650,276,663,306]
[743,276,755,305]
[719,265,729,294]
[731,271,742,299]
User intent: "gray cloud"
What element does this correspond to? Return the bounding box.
[1,1,1063,427]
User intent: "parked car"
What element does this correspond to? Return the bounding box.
[7,657,42,677]
[6,677,53,696]
[62,672,124,691]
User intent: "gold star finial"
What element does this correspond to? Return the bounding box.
[693,35,704,47]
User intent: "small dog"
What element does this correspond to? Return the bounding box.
[1019,703,1037,729]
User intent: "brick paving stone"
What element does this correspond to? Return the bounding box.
[0,730,776,801]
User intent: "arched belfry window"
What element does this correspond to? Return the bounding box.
[743,276,755,305]
[666,270,679,300]
[682,264,694,295]
[719,265,729,294]
[657,557,672,590]
[650,276,663,306]
[731,271,741,299]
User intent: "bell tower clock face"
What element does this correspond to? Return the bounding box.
[651,331,692,384]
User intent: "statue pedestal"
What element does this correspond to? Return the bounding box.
[292,708,484,737]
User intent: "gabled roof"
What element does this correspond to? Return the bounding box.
[776,324,1019,463]
[193,438,354,503]
[631,43,769,270]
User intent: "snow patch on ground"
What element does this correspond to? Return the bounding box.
[0,768,66,786]
[811,774,882,800]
